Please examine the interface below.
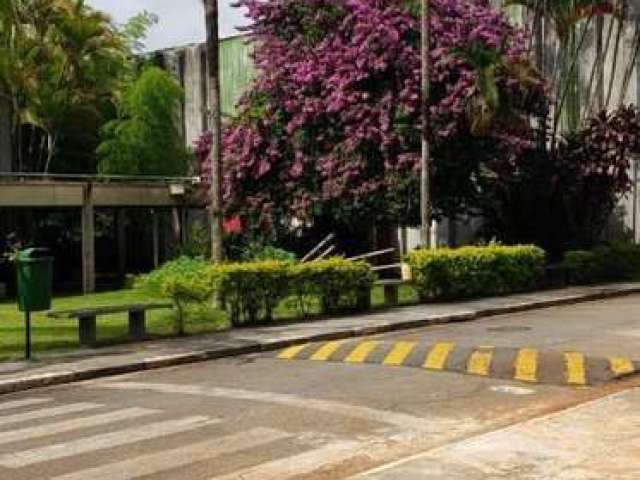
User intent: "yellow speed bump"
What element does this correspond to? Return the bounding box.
[345,341,379,363]
[609,357,635,377]
[277,344,308,360]
[514,348,538,383]
[310,341,343,361]
[467,347,493,376]
[564,352,586,385]
[424,342,456,370]
[383,341,417,366]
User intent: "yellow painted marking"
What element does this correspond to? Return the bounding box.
[610,357,635,376]
[564,352,586,385]
[278,344,308,360]
[423,342,456,370]
[514,348,538,383]
[309,341,343,361]
[383,342,417,366]
[467,348,493,376]
[345,341,379,363]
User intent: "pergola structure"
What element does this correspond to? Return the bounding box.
[0,174,206,293]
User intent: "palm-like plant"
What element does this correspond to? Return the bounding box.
[506,0,618,134]
[0,0,127,171]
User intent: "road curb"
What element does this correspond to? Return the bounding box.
[1,284,640,395]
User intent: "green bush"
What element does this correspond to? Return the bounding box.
[563,243,640,285]
[406,245,546,301]
[135,256,209,297]
[240,243,297,263]
[208,257,374,325]
[289,258,375,315]
[208,261,291,327]
[135,256,212,334]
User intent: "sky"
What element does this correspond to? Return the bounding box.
[86,0,251,51]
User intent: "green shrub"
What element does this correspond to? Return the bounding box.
[208,261,290,327]
[563,243,640,285]
[406,245,546,301]
[135,257,209,297]
[289,258,375,315]
[240,243,297,263]
[135,256,212,334]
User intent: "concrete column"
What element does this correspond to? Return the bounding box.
[152,209,160,268]
[81,184,95,294]
[116,209,126,279]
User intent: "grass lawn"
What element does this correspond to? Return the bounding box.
[0,285,418,361]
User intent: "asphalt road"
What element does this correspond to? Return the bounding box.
[0,295,639,480]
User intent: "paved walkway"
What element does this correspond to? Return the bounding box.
[351,386,640,479]
[1,282,639,394]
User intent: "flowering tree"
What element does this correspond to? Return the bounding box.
[196,0,547,235]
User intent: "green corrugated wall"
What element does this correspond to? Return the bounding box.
[220,35,254,117]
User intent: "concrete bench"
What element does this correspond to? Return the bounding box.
[47,303,173,346]
[373,263,412,307]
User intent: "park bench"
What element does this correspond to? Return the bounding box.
[371,264,411,307]
[47,303,173,346]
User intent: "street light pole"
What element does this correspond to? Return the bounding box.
[204,0,224,263]
[420,0,432,248]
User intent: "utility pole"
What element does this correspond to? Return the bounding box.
[420,0,432,248]
[204,0,224,262]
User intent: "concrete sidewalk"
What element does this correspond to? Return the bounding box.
[1,282,640,395]
[351,386,640,479]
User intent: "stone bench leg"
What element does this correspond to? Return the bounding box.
[128,310,146,340]
[384,284,399,306]
[78,315,97,346]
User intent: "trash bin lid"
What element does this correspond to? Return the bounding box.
[16,248,53,263]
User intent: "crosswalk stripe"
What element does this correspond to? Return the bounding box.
[211,440,363,480]
[514,348,538,383]
[467,348,493,376]
[383,342,416,366]
[0,416,217,468]
[0,398,52,412]
[310,341,343,361]
[564,352,586,385]
[277,344,307,360]
[0,408,157,446]
[99,382,435,431]
[51,427,291,480]
[344,341,378,363]
[609,357,635,376]
[424,342,456,370]
[0,403,102,428]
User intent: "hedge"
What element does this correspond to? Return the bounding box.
[563,244,640,285]
[208,257,374,326]
[405,245,546,301]
[289,258,374,316]
[208,260,290,327]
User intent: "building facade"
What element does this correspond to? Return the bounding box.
[153,35,254,148]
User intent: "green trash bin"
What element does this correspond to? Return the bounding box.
[15,248,54,359]
[16,248,54,313]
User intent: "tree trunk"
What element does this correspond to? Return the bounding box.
[204,0,224,263]
[420,0,432,248]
